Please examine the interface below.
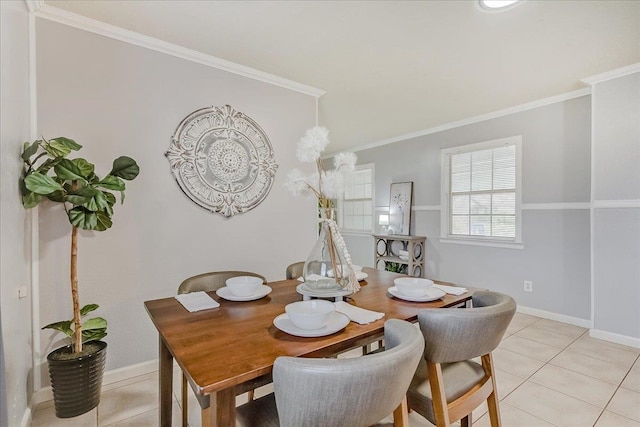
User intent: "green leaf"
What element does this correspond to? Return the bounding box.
[103,192,116,206]
[82,317,107,330]
[68,207,97,230]
[41,137,81,158]
[21,141,40,163]
[96,175,125,191]
[37,158,60,174]
[54,159,87,182]
[47,190,65,203]
[94,210,113,231]
[72,158,95,178]
[80,304,99,316]
[42,320,73,338]
[65,186,96,205]
[24,172,64,195]
[109,156,139,180]
[82,328,107,343]
[22,191,42,209]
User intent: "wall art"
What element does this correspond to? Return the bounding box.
[389,182,413,235]
[165,105,278,217]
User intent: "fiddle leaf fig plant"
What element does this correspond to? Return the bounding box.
[21,137,139,353]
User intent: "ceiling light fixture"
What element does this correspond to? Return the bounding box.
[478,0,523,12]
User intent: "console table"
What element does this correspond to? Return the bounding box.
[373,234,426,277]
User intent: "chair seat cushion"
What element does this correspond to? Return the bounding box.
[407,358,486,423]
[236,393,280,427]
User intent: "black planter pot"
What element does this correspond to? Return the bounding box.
[46,341,107,418]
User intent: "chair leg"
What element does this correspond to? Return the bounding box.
[392,396,409,427]
[248,389,255,401]
[461,414,471,427]
[482,353,502,427]
[182,373,188,427]
[427,362,451,427]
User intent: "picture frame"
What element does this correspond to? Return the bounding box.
[389,182,413,235]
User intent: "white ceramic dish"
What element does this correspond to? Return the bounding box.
[285,300,335,330]
[216,285,272,301]
[393,277,434,297]
[388,286,446,302]
[273,312,349,337]
[297,284,353,298]
[225,276,263,296]
[356,272,368,282]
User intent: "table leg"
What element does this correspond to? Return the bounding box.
[159,336,174,427]
[200,388,236,427]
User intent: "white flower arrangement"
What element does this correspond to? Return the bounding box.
[285,126,357,209]
[286,126,360,293]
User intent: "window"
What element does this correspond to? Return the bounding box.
[340,164,374,233]
[440,136,522,248]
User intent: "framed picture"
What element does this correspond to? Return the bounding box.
[389,182,413,235]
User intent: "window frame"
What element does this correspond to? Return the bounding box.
[440,136,523,249]
[338,163,375,235]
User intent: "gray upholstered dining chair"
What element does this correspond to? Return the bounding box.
[177,270,267,427]
[285,261,304,280]
[177,270,266,294]
[236,319,425,427]
[407,291,516,427]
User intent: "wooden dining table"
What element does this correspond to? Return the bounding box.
[144,267,479,427]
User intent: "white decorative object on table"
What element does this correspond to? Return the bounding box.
[285,126,360,294]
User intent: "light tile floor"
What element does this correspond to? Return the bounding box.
[31,313,640,427]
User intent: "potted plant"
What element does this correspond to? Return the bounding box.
[20,136,139,418]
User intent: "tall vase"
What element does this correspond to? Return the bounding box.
[303,208,351,291]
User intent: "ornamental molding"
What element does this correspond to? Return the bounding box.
[166,105,278,217]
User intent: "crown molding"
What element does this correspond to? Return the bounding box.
[24,0,43,13]
[331,87,591,156]
[581,63,640,85]
[30,4,326,98]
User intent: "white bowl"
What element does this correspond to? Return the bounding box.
[394,277,434,297]
[285,300,335,330]
[225,276,262,297]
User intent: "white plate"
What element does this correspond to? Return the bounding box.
[356,272,368,281]
[388,286,446,302]
[216,285,272,301]
[296,284,353,298]
[273,312,350,337]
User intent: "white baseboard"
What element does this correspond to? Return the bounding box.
[31,358,159,409]
[517,305,592,328]
[590,329,640,349]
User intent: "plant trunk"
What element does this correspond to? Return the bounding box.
[71,225,82,353]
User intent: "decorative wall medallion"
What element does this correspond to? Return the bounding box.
[165,105,278,217]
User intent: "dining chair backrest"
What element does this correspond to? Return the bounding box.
[177,271,267,294]
[419,290,516,364]
[285,262,304,280]
[272,319,424,427]
[407,290,516,427]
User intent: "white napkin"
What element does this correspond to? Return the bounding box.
[434,284,467,296]
[335,301,384,325]
[175,291,220,312]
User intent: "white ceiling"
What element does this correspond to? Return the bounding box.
[44,0,640,153]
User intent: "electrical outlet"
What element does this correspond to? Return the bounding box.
[523,280,533,292]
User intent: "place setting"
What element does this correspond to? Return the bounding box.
[273,299,385,338]
[216,276,272,301]
[387,277,447,302]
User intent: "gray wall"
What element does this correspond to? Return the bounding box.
[0,2,34,426]
[345,95,592,321]
[35,19,318,385]
[592,72,640,339]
